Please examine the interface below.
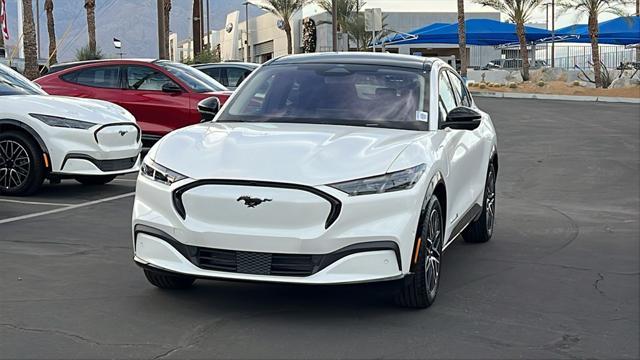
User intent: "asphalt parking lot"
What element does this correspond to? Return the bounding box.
[1,98,638,359]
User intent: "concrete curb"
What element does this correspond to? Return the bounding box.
[472,91,640,104]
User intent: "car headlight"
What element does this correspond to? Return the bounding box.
[140,158,188,185]
[328,164,426,196]
[30,113,96,129]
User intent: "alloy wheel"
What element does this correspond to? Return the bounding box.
[425,206,443,297]
[0,140,31,191]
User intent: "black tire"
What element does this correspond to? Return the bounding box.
[143,269,195,289]
[0,131,45,196]
[395,195,444,309]
[74,175,117,185]
[463,162,496,243]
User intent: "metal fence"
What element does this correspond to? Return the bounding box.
[536,45,638,69]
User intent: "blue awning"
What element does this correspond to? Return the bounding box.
[386,19,551,46]
[555,16,639,45]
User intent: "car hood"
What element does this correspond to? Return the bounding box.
[1,95,135,124]
[153,122,428,185]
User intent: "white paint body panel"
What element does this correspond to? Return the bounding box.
[0,95,142,175]
[132,58,497,284]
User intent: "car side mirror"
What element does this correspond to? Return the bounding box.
[197,97,220,122]
[442,106,482,131]
[162,82,182,93]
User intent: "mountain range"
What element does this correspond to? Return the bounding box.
[3,0,264,61]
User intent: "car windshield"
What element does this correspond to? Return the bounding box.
[0,64,47,96]
[155,61,227,93]
[218,63,429,130]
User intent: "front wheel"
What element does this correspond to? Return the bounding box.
[0,131,45,196]
[463,162,496,243]
[143,269,195,290]
[74,175,117,186]
[395,195,444,308]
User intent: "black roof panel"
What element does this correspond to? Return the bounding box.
[269,52,433,70]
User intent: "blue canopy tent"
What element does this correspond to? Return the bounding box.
[381,19,552,46]
[555,16,639,45]
[379,23,449,44]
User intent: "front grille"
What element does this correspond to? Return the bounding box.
[196,247,315,277]
[93,156,137,171]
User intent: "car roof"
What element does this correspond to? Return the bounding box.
[268,52,435,70]
[46,58,158,74]
[193,62,259,69]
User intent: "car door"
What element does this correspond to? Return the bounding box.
[437,70,486,241]
[55,65,124,102]
[119,65,191,137]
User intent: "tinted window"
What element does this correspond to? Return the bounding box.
[126,66,176,91]
[200,67,221,84]
[446,71,471,107]
[66,66,121,88]
[220,63,429,130]
[438,72,457,116]
[155,61,227,92]
[227,67,252,88]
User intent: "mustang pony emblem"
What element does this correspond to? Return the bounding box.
[237,196,272,208]
[118,130,128,136]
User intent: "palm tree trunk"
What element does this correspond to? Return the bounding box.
[84,0,96,54]
[456,0,467,77]
[285,21,293,54]
[0,27,4,50]
[164,0,171,58]
[588,13,602,88]
[22,0,39,79]
[45,0,57,65]
[516,21,530,81]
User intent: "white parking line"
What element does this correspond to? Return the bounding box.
[113,178,138,183]
[0,198,75,207]
[0,192,135,225]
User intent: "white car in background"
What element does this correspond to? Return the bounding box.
[133,53,498,308]
[0,63,142,195]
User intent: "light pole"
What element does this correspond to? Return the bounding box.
[242,1,251,62]
[332,0,337,51]
[551,0,555,67]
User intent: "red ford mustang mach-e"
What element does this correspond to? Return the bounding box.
[36,59,232,142]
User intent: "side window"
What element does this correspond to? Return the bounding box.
[438,72,457,120]
[447,71,472,107]
[63,66,121,89]
[126,66,176,91]
[227,67,251,88]
[201,67,220,82]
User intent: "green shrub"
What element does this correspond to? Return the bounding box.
[508,82,518,89]
[75,46,103,61]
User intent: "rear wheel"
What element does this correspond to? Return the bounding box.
[463,163,496,243]
[0,131,45,196]
[395,195,444,308]
[143,269,195,289]
[74,175,117,186]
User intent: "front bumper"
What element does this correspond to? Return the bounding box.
[132,173,427,284]
[45,122,142,175]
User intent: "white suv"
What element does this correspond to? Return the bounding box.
[0,63,141,195]
[132,53,498,308]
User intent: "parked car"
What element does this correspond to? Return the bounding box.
[482,58,548,70]
[0,63,141,195]
[193,62,259,90]
[133,53,498,308]
[35,59,233,142]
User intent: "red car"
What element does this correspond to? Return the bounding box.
[35,59,232,141]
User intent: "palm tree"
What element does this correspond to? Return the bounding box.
[317,0,359,32]
[164,0,171,58]
[45,0,57,65]
[22,0,39,79]
[84,0,96,54]
[457,0,468,77]
[558,0,631,87]
[474,0,543,81]
[260,0,311,54]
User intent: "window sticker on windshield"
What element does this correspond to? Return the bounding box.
[416,111,429,122]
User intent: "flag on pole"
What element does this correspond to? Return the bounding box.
[113,38,122,49]
[0,0,9,40]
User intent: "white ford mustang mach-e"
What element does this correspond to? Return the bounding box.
[0,64,141,195]
[133,53,498,308]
